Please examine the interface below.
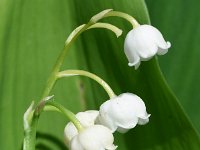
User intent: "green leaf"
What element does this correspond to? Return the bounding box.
[0,0,200,150]
[146,0,200,135]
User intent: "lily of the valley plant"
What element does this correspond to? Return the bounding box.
[23,9,170,150]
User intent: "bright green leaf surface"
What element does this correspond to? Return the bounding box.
[0,0,200,150]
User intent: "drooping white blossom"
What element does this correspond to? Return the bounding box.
[70,125,117,150]
[97,93,150,133]
[64,110,99,146]
[124,24,171,69]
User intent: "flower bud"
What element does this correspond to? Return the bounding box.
[97,93,150,133]
[64,110,99,146]
[124,25,171,69]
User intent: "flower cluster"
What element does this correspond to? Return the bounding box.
[63,22,170,149]
[23,9,171,150]
[62,19,170,150]
[64,93,150,150]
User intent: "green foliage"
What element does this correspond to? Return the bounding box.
[0,0,199,149]
[146,0,200,134]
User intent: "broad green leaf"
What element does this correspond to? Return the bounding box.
[146,0,200,134]
[0,0,200,150]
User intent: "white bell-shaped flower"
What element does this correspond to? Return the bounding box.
[64,110,99,146]
[97,93,150,133]
[124,24,171,69]
[70,125,117,150]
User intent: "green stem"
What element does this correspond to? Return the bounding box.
[45,101,83,131]
[23,101,38,150]
[40,10,140,99]
[57,70,116,98]
[88,22,122,37]
[41,23,92,99]
[23,118,38,150]
[104,11,140,28]
[28,14,120,150]
[23,100,83,150]
[40,22,121,99]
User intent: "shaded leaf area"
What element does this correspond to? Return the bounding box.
[0,0,199,150]
[36,132,67,150]
[20,132,67,150]
[146,0,200,134]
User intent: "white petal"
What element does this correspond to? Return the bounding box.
[96,101,118,132]
[106,144,118,150]
[124,26,157,67]
[76,110,99,127]
[98,93,150,133]
[138,114,151,125]
[64,122,78,146]
[124,24,170,69]
[129,61,141,70]
[95,112,118,133]
[124,31,141,67]
[116,127,129,133]
[70,137,84,150]
[70,125,116,150]
[129,27,158,59]
[140,25,170,56]
[157,41,171,55]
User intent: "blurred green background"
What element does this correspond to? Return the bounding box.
[0,0,200,149]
